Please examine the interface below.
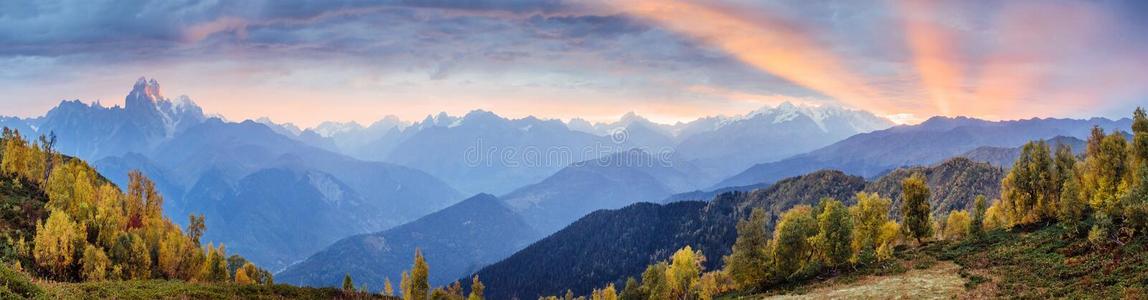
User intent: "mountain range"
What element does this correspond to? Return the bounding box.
[716,116,1131,188]
[0,79,464,271]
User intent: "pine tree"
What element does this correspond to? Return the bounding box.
[901,173,933,244]
[723,208,769,289]
[343,273,355,292]
[811,198,852,269]
[969,195,987,238]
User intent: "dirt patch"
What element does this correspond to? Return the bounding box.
[763,261,965,300]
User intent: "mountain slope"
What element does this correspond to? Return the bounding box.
[276,194,538,288]
[501,149,714,234]
[383,110,612,195]
[717,116,1130,188]
[863,157,1005,217]
[473,170,866,299]
[134,120,464,270]
[960,136,1086,168]
[472,156,1006,299]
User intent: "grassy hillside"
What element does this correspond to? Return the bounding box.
[736,224,1148,299]
[0,263,391,300]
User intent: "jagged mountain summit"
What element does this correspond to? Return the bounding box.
[1,77,207,160]
[1,78,465,272]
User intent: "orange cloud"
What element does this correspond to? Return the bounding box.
[611,1,890,114]
[899,0,964,116]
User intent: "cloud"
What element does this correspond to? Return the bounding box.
[609,0,895,113]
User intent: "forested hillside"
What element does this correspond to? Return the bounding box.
[470,160,1006,298]
[865,157,1005,217]
[0,128,273,285]
[523,107,1148,299]
[0,128,440,299]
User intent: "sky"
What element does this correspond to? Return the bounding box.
[1,0,1146,127]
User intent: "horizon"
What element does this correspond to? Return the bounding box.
[2,76,1140,131]
[3,1,1147,127]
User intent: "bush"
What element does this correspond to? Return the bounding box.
[0,264,41,299]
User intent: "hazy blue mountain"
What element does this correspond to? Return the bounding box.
[127,119,465,270]
[9,79,467,272]
[501,149,715,234]
[676,102,894,179]
[717,116,1131,188]
[0,77,206,160]
[280,149,715,289]
[961,136,1086,168]
[276,194,538,288]
[384,110,614,195]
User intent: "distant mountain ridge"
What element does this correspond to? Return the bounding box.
[717,116,1131,188]
[277,193,538,289]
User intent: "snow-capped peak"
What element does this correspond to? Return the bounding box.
[746,101,893,133]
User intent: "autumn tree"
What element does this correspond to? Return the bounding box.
[401,271,412,300]
[811,198,852,269]
[771,205,817,280]
[875,221,901,261]
[1000,141,1062,225]
[468,275,485,300]
[1124,108,1148,232]
[383,277,394,297]
[619,277,644,300]
[666,246,704,300]
[723,208,769,289]
[943,211,971,240]
[198,243,228,282]
[849,192,893,264]
[33,211,83,280]
[186,214,206,246]
[81,244,110,281]
[409,249,430,300]
[640,262,669,300]
[901,173,933,244]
